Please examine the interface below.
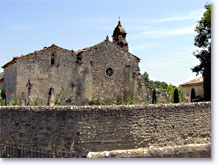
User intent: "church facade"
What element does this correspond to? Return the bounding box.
[1,21,169,105]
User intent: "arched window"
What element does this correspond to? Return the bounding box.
[51,54,55,65]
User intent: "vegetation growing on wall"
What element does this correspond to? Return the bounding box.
[0,88,7,105]
[95,83,135,105]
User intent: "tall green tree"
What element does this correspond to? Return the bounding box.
[173,88,179,103]
[142,71,150,83]
[0,88,7,105]
[192,4,211,101]
[142,71,169,90]
[152,89,157,104]
[177,87,183,102]
[167,85,174,102]
[191,88,196,102]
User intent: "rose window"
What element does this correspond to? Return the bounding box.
[106,67,114,77]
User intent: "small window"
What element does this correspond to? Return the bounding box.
[106,67,114,77]
[51,54,55,65]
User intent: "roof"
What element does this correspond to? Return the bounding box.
[76,38,141,61]
[2,38,141,69]
[76,39,107,54]
[2,44,74,69]
[180,77,203,87]
[1,57,19,69]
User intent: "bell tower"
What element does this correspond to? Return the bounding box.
[112,18,129,51]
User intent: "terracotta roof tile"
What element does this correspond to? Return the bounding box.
[1,44,74,69]
[76,39,141,61]
[76,40,107,54]
[2,40,141,69]
[180,77,203,87]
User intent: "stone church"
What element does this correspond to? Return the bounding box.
[1,20,169,105]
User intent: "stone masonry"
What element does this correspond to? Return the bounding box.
[1,20,169,105]
[0,102,211,156]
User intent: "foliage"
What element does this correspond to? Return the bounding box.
[191,88,196,102]
[177,87,183,103]
[1,88,6,100]
[152,89,157,104]
[10,97,18,106]
[142,72,169,90]
[192,4,211,101]
[141,71,150,83]
[34,96,39,106]
[150,80,168,90]
[167,86,182,103]
[173,88,179,103]
[55,81,67,106]
[142,71,183,103]
[0,88,7,105]
[167,85,174,102]
[95,95,102,105]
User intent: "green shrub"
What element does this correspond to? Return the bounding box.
[191,88,196,102]
[152,89,157,104]
[173,88,179,103]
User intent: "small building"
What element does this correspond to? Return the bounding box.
[180,77,204,102]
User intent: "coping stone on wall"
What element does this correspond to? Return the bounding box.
[0,102,211,112]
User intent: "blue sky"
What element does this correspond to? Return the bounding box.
[0,0,210,86]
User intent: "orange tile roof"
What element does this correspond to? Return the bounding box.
[1,44,74,69]
[2,57,19,69]
[180,77,203,87]
[76,39,141,61]
[2,40,141,69]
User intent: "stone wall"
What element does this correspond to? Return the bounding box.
[0,102,210,156]
[87,143,211,158]
[79,40,142,104]
[4,63,17,101]
[0,80,3,90]
[2,40,170,106]
[15,45,79,105]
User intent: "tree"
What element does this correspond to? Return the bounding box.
[177,87,183,102]
[191,88,196,102]
[142,71,169,90]
[192,4,211,101]
[142,71,150,83]
[173,88,179,103]
[167,85,174,102]
[152,89,157,104]
[0,88,7,105]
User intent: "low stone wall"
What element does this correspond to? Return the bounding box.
[87,143,211,158]
[0,102,211,156]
